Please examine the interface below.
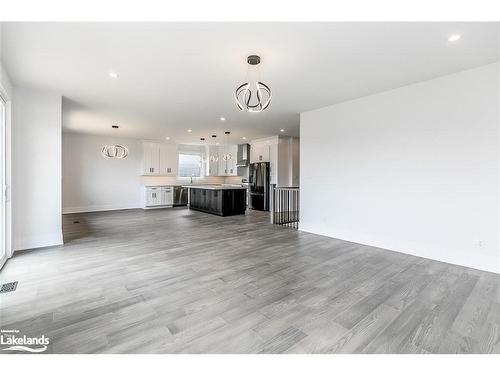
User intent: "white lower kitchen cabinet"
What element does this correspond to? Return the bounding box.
[161,188,174,206]
[144,186,174,208]
[145,187,160,206]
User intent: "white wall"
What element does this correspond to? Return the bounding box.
[290,137,300,187]
[0,62,12,99]
[0,24,13,99]
[12,87,63,251]
[300,63,500,273]
[63,133,143,213]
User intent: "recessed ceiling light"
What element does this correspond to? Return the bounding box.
[220,117,226,121]
[280,129,285,132]
[242,136,247,140]
[187,129,192,133]
[109,72,118,79]
[448,34,461,42]
[165,137,170,140]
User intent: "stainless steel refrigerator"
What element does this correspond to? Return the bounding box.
[249,162,270,211]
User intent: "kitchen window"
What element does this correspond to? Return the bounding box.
[178,152,202,177]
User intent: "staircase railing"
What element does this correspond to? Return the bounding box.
[271,186,300,229]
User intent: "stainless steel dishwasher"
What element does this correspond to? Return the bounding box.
[173,186,188,206]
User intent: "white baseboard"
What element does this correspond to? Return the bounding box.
[299,226,500,274]
[143,205,174,210]
[63,203,142,214]
[13,232,64,252]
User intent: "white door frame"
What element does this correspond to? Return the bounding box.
[0,88,12,270]
[0,95,6,269]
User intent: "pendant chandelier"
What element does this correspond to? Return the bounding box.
[200,137,206,163]
[235,55,272,113]
[210,135,219,162]
[222,131,232,161]
[101,144,128,159]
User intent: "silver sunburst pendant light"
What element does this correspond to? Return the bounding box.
[200,137,207,163]
[210,135,219,163]
[235,55,272,113]
[222,131,232,161]
[101,144,129,159]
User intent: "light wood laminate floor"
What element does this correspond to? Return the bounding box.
[1,208,499,354]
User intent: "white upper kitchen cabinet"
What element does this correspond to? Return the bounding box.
[207,145,219,176]
[142,141,178,176]
[159,143,178,176]
[142,141,160,175]
[251,136,300,187]
[218,144,238,176]
[228,145,238,175]
[250,142,270,163]
[205,144,237,176]
[217,155,226,176]
[226,146,237,176]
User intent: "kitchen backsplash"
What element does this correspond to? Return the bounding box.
[224,176,246,185]
[141,175,246,186]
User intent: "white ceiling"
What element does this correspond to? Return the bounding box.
[2,22,499,144]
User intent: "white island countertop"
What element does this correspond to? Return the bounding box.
[183,185,247,190]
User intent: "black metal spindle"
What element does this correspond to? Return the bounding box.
[284,189,286,225]
[273,188,276,224]
[295,189,297,228]
[286,189,290,226]
[281,189,283,225]
[272,187,299,229]
[295,190,299,229]
[278,189,280,225]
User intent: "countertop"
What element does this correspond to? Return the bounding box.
[183,185,247,190]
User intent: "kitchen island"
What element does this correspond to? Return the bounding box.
[186,185,247,216]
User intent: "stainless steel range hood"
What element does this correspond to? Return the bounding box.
[236,144,250,167]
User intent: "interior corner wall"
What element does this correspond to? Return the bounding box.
[300,62,500,274]
[62,132,143,213]
[12,87,63,251]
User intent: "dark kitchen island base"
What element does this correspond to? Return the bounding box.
[188,187,247,216]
